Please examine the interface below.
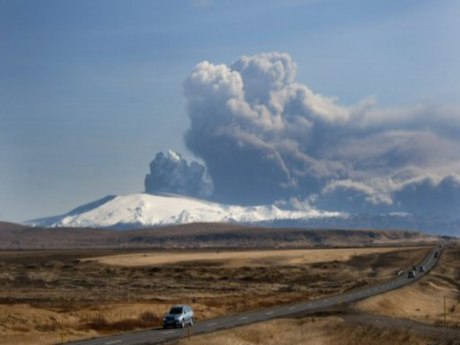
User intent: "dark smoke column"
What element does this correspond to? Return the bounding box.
[182,52,460,216]
[144,150,214,198]
[182,53,323,205]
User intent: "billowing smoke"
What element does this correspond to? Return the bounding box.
[183,52,460,217]
[144,150,213,198]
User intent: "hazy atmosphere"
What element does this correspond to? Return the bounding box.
[1,3,459,344]
[2,0,460,222]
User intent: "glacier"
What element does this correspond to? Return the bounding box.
[26,193,345,229]
[25,193,460,236]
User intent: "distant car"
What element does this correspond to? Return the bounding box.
[434,251,438,258]
[419,266,426,272]
[163,305,194,329]
[408,270,416,278]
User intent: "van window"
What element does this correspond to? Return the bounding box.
[169,307,183,314]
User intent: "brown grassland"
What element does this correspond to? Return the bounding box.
[173,244,460,345]
[90,246,411,267]
[0,245,431,345]
[357,245,460,326]
[174,316,433,345]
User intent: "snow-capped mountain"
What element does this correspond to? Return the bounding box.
[25,193,460,236]
[26,193,345,229]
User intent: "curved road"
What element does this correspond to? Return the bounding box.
[68,246,442,345]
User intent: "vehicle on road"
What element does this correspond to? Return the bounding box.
[419,265,426,272]
[163,305,194,329]
[408,270,416,278]
[434,251,439,258]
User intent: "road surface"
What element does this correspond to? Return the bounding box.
[67,246,442,345]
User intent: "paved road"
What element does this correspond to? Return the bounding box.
[68,246,442,345]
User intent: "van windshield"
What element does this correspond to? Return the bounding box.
[169,307,183,314]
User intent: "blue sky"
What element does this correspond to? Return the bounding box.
[1,0,460,222]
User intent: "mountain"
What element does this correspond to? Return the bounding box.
[263,214,460,237]
[26,193,344,229]
[25,193,460,236]
[28,195,117,227]
[0,221,28,231]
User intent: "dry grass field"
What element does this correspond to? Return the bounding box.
[357,244,460,327]
[173,316,432,345]
[0,246,429,345]
[91,247,411,267]
[170,245,460,345]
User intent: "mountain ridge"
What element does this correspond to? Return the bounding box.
[26,193,344,229]
[23,193,460,236]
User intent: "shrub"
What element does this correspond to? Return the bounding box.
[85,311,161,332]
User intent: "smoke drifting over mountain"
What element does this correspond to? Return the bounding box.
[182,52,460,217]
[145,150,213,198]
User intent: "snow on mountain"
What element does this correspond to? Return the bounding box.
[26,193,345,229]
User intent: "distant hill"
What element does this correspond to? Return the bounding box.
[0,222,441,250]
[0,221,28,231]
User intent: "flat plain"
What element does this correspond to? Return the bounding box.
[0,245,430,345]
[357,245,460,326]
[172,244,460,345]
[174,315,434,345]
[90,246,412,267]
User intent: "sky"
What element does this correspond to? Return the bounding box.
[1,0,460,222]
